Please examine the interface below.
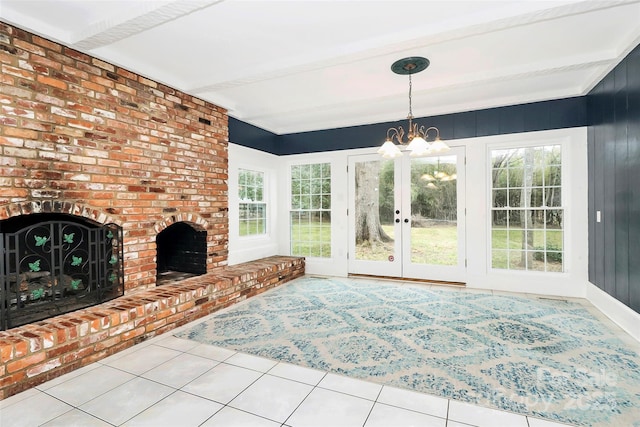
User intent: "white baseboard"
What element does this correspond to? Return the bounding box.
[586,281,640,343]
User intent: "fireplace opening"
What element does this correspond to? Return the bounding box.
[156,222,206,285]
[0,213,124,330]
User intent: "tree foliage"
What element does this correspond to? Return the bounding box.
[378,157,458,224]
[354,156,458,246]
[491,145,562,228]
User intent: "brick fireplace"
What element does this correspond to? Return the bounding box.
[0,22,303,399]
[0,22,229,295]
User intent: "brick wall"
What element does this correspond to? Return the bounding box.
[0,22,229,292]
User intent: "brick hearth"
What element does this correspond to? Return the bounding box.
[0,256,305,399]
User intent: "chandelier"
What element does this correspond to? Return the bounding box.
[378,57,450,159]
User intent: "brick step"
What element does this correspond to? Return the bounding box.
[0,256,304,399]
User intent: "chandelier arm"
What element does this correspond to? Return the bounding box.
[417,126,441,141]
[386,127,405,145]
[424,126,440,140]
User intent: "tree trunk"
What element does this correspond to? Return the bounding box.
[355,161,392,244]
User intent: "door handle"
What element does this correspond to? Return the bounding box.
[395,219,400,223]
[404,218,409,223]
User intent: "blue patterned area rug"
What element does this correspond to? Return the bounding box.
[176,276,640,426]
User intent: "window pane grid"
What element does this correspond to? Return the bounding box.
[290,163,331,258]
[490,145,563,272]
[239,169,267,237]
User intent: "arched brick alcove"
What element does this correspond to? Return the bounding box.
[0,201,117,226]
[156,220,208,284]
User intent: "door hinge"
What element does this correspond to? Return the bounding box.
[346,208,348,216]
[465,259,468,267]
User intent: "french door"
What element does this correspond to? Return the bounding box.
[348,147,466,282]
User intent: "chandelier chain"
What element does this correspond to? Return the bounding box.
[408,74,413,119]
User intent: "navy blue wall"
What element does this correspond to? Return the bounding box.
[229,97,587,155]
[588,44,640,313]
[229,117,279,154]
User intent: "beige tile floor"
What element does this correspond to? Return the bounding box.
[0,318,576,427]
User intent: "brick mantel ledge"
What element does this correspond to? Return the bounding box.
[0,256,304,399]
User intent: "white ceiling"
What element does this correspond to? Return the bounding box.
[2,0,640,135]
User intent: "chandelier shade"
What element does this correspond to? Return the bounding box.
[378,57,450,158]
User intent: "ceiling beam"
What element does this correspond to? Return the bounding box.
[71,0,225,50]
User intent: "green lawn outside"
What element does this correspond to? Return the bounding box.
[290,222,331,257]
[284,220,563,271]
[491,228,563,271]
[355,223,563,271]
[239,219,265,236]
[355,223,457,265]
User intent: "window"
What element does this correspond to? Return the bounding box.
[290,163,331,258]
[490,145,563,272]
[239,169,266,236]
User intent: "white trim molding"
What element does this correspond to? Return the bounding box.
[586,281,640,343]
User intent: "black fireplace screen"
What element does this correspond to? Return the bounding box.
[0,217,124,330]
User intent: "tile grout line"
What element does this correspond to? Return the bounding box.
[279,379,320,427]
[39,387,116,426]
[184,345,476,426]
[47,343,213,426]
[361,386,385,426]
[114,348,266,426]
